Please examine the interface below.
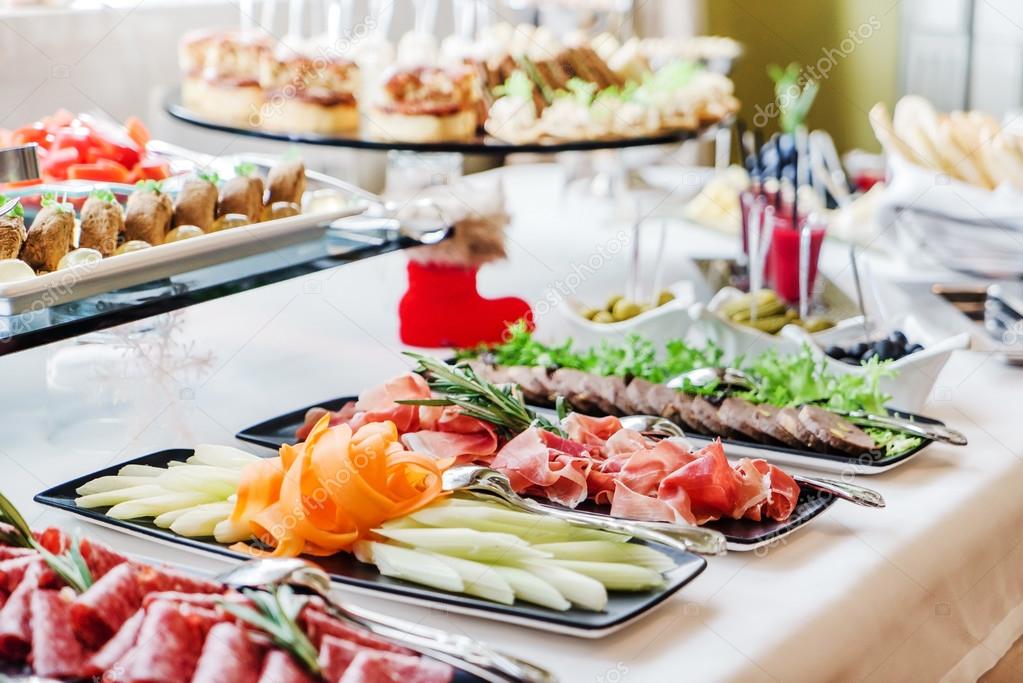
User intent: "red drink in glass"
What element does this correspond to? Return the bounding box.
[768,213,825,304]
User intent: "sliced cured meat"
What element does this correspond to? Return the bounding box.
[491,428,590,507]
[658,440,738,523]
[776,407,826,452]
[563,413,622,450]
[349,374,432,433]
[0,561,44,660]
[297,402,357,441]
[74,562,221,648]
[84,608,145,677]
[614,439,694,496]
[301,606,411,654]
[192,622,265,683]
[751,459,800,521]
[0,546,36,561]
[29,589,88,679]
[34,527,69,554]
[504,366,554,405]
[400,411,499,466]
[0,555,39,593]
[730,458,772,519]
[718,397,772,444]
[688,397,729,437]
[610,480,692,524]
[258,650,316,683]
[798,405,877,456]
[339,649,454,683]
[119,601,213,683]
[748,403,805,449]
[79,536,129,579]
[668,394,703,433]
[319,634,362,681]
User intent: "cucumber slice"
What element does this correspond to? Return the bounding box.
[519,561,608,612]
[533,541,676,573]
[169,502,234,538]
[189,445,261,469]
[493,566,571,611]
[106,491,219,520]
[157,465,239,498]
[373,527,550,563]
[116,464,165,477]
[76,476,162,496]
[427,553,515,605]
[537,559,664,591]
[411,502,628,543]
[75,485,169,509]
[364,542,464,593]
[214,517,252,544]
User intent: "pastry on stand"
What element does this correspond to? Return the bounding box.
[397,179,532,347]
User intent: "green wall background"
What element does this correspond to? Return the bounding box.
[704,0,901,152]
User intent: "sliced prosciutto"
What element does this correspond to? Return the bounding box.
[491,428,591,507]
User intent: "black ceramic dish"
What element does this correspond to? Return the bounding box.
[236,396,943,475]
[35,448,708,638]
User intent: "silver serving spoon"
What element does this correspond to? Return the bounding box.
[218,558,554,683]
[829,409,968,446]
[441,465,727,556]
[618,415,886,508]
[665,367,759,393]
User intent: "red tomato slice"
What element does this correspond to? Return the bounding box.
[67,163,129,183]
[11,124,48,147]
[40,146,81,181]
[134,158,171,181]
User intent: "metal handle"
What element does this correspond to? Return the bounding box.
[507,495,727,556]
[841,411,968,446]
[339,603,555,683]
[792,475,885,508]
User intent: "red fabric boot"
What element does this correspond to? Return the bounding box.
[399,261,533,348]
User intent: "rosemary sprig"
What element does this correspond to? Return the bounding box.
[0,491,92,593]
[219,586,320,676]
[400,353,566,438]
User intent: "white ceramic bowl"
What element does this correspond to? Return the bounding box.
[781,318,971,413]
[558,281,696,346]
[689,286,864,363]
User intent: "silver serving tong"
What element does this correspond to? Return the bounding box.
[618,415,886,508]
[665,367,759,393]
[0,197,19,218]
[441,465,728,556]
[829,409,968,446]
[218,558,555,683]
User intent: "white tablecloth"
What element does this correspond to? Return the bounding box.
[1,164,1021,682]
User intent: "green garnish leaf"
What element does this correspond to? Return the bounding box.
[89,188,117,204]
[559,77,598,106]
[40,192,73,214]
[234,162,257,177]
[197,169,220,186]
[135,179,164,194]
[0,194,24,219]
[494,70,535,101]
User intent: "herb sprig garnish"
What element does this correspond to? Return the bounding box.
[135,179,164,194]
[197,170,220,185]
[234,162,257,177]
[400,352,566,438]
[40,192,73,214]
[89,188,117,203]
[0,194,24,219]
[219,586,320,675]
[0,491,92,592]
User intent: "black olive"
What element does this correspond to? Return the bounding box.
[826,345,845,359]
[875,339,895,360]
[889,330,908,346]
[905,343,924,354]
[861,349,878,362]
[842,355,861,365]
[850,342,869,357]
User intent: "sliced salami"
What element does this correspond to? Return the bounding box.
[29,589,88,678]
[119,601,210,683]
[192,621,265,683]
[339,649,454,683]
[318,634,362,681]
[301,606,411,654]
[79,537,129,579]
[84,608,145,677]
[257,650,316,683]
[0,561,44,660]
[72,562,144,648]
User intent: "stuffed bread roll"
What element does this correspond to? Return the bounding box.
[125,183,174,246]
[79,191,124,256]
[218,170,264,223]
[21,199,74,272]
[266,159,306,205]
[0,199,27,260]
[173,175,219,231]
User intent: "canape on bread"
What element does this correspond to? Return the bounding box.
[365,65,479,142]
[257,48,360,134]
[180,30,269,126]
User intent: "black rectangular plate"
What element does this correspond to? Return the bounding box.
[236,396,941,472]
[35,449,708,635]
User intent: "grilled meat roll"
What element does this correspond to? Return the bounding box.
[21,206,74,271]
[0,213,27,260]
[218,176,264,223]
[125,187,173,245]
[173,177,219,231]
[79,196,124,256]
[266,159,306,206]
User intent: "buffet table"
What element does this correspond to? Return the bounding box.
[2,164,1021,682]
